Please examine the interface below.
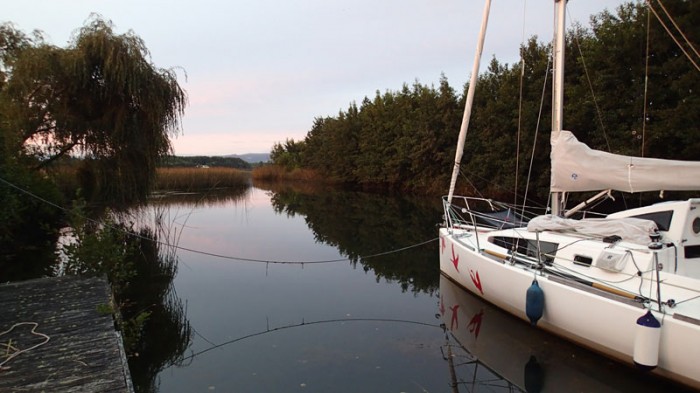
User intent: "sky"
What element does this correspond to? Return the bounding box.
[4,0,628,156]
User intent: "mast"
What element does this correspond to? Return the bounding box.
[447,0,492,204]
[551,0,567,216]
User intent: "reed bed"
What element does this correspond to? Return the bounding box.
[155,167,251,191]
[251,165,324,182]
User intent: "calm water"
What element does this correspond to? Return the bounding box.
[143,185,687,393]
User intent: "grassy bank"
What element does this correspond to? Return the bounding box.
[155,167,250,191]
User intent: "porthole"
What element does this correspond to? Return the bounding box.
[693,217,700,234]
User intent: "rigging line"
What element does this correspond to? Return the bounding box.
[458,170,485,199]
[547,260,649,286]
[653,0,700,59]
[521,52,550,219]
[675,294,700,306]
[643,6,651,158]
[647,1,700,72]
[514,0,529,211]
[181,317,442,362]
[0,175,437,265]
[460,169,548,211]
[520,234,652,286]
[550,235,647,278]
[626,249,644,276]
[544,260,651,298]
[569,11,612,153]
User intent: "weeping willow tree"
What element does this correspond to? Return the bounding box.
[0,16,186,204]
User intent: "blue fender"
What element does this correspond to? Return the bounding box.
[526,280,544,326]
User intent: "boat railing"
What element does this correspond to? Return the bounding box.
[442,196,542,232]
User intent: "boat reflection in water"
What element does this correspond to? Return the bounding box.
[439,330,525,393]
[438,274,690,393]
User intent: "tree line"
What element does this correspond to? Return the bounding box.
[270,1,699,203]
[160,155,251,169]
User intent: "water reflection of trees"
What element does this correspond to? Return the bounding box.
[122,187,253,392]
[258,182,442,294]
[122,224,192,393]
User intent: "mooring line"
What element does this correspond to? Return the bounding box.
[0,322,51,370]
[182,317,442,362]
[173,237,437,264]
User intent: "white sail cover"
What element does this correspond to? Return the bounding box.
[551,130,700,193]
[528,214,657,245]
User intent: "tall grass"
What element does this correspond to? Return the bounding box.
[155,167,250,191]
[251,164,324,182]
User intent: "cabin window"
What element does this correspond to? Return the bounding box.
[630,210,673,232]
[685,245,700,259]
[573,255,593,267]
[489,236,558,264]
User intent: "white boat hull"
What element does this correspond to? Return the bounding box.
[439,227,700,390]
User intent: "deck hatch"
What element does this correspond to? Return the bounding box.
[573,255,593,267]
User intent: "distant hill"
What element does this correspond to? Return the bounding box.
[229,153,270,163]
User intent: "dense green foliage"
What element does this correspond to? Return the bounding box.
[0,16,186,205]
[160,155,251,169]
[271,2,699,203]
[0,158,63,279]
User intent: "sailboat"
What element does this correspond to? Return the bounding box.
[439,0,700,390]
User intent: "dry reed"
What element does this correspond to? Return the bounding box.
[155,167,251,191]
[251,165,323,182]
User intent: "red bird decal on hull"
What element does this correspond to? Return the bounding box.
[451,244,459,271]
[470,269,483,295]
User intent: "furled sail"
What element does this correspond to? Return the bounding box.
[527,214,657,245]
[550,130,700,193]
